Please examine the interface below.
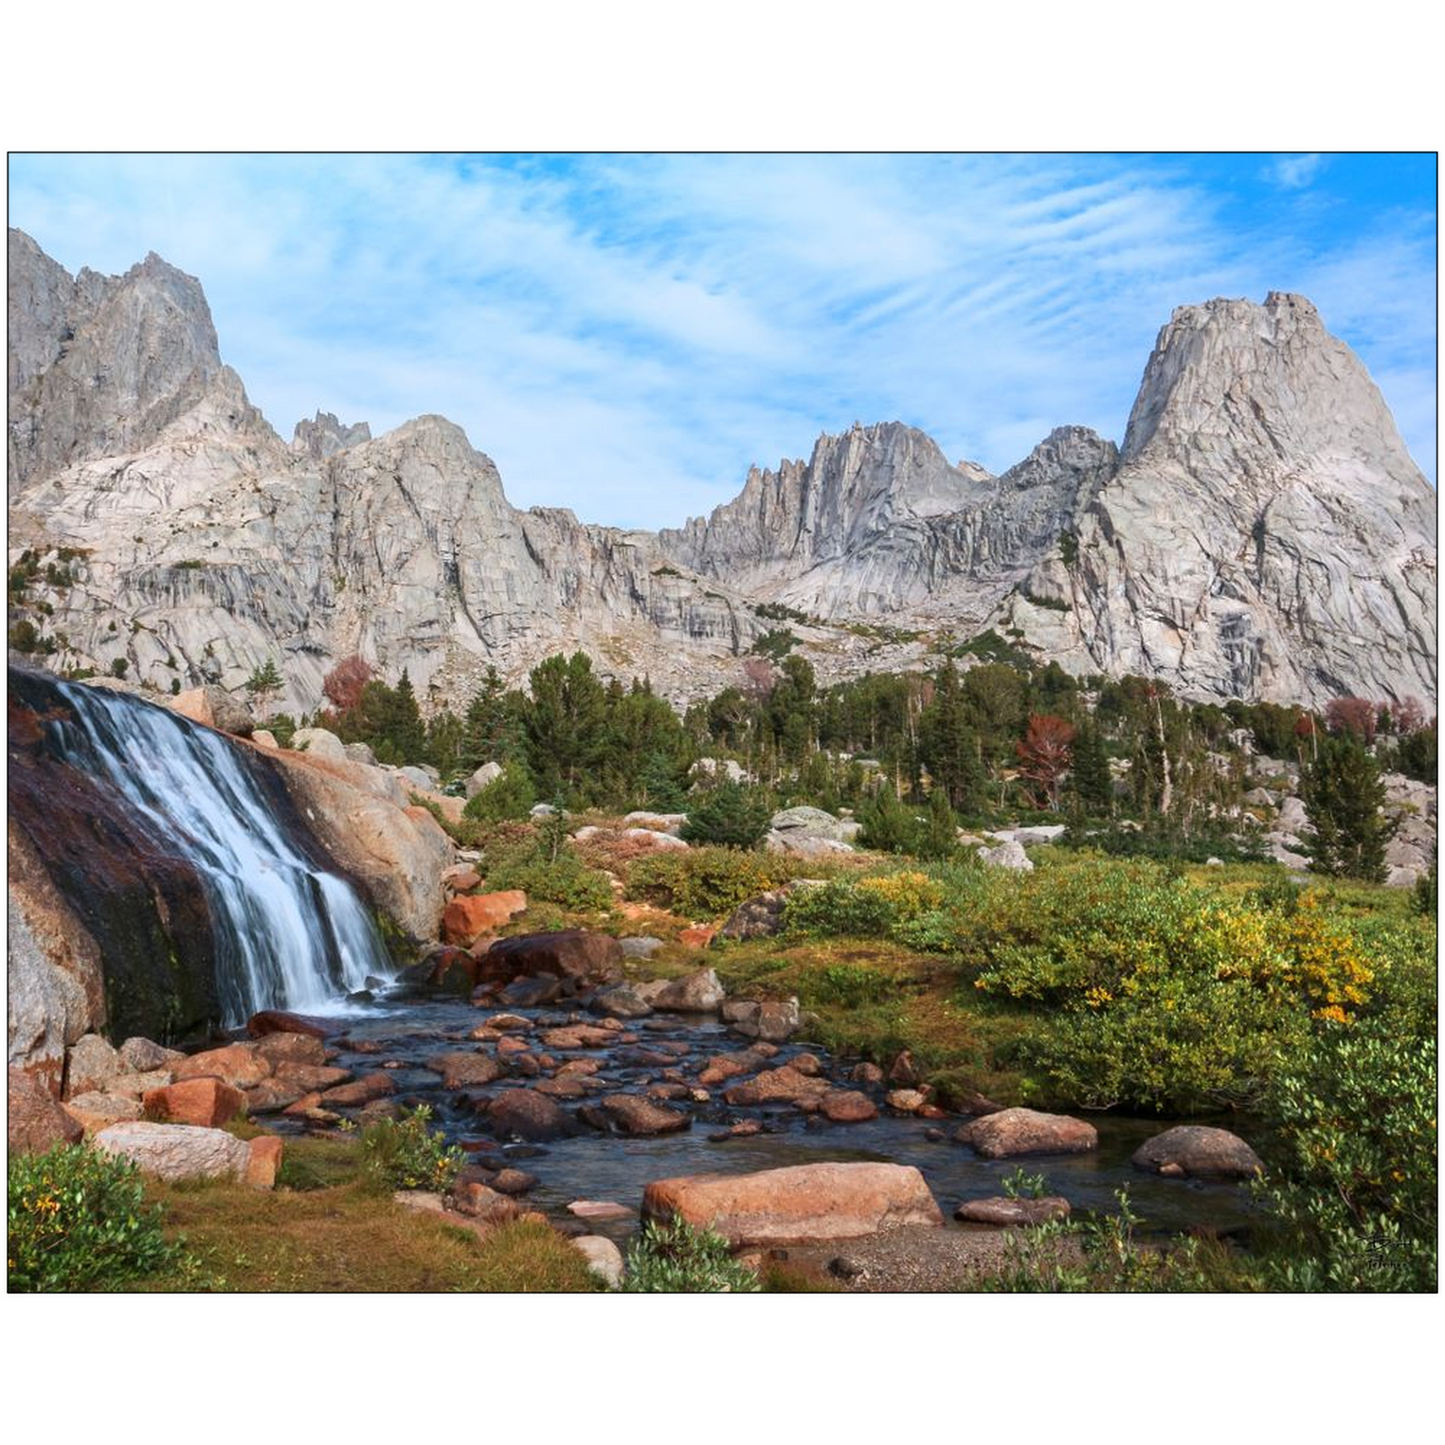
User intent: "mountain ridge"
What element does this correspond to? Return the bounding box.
[6,229,1436,712]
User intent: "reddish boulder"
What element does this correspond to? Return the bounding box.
[273,1063,352,1092]
[246,1010,339,1040]
[424,1051,506,1089]
[252,1032,329,1068]
[143,1077,246,1128]
[173,1044,271,1090]
[723,1066,829,1106]
[955,1108,1098,1159]
[452,1181,522,1224]
[485,1088,574,1141]
[9,1067,84,1153]
[1131,1126,1263,1180]
[644,1162,944,1246]
[242,1079,307,1114]
[481,930,624,987]
[245,1135,285,1190]
[319,1072,395,1107]
[600,1094,691,1136]
[444,867,483,892]
[820,1090,879,1123]
[442,890,528,945]
[119,1037,185,1073]
[678,925,718,950]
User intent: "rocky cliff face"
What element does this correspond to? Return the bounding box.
[7,231,1435,709]
[7,231,761,711]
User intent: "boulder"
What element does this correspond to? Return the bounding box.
[251,1031,329,1068]
[344,741,377,766]
[424,1051,507,1089]
[979,839,1034,872]
[599,1093,691,1135]
[643,1162,944,1246]
[720,890,788,940]
[118,1036,185,1072]
[64,1033,122,1099]
[498,975,565,1009]
[820,1090,878,1123]
[251,730,279,749]
[108,1069,175,1097]
[169,685,255,737]
[9,1066,84,1152]
[273,1063,352,1091]
[623,811,688,832]
[651,967,726,1013]
[768,806,851,842]
[886,1089,927,1113]
[572,1235,624,1288]
[722,997,801,1043]
[764,831,854,858]
[63,1091,145,1134]
[621,828,689,851]
[442,890,528,945]
[245,1009,340,1040]
[485,1088,574,1141]
[723,1066,829,1106]
[490,1168,538,1196]
[290,726,349,761]
[173,1044,271,1090]
[319,1072,395,1107]
[589,984,655,1019]
[245,1135,285,1190]
[955,1108,1098,1159]
[452,1181,522,1224]
[464,761,504,799]
[143,1077,246,1128]
[482,930,624,987]
[955,1196,1072,1226]
[1131,1125,1264,1180]
[94,1121,251,1182]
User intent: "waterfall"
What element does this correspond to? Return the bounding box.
[45,681,394,1025]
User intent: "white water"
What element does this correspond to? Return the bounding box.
[51,682,394,1025]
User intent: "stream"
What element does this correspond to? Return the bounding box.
[259,991,1260,1243]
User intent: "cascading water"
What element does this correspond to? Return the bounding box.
[45,680,394,1025]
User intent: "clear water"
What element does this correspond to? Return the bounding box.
[306,994,1261,1240]
[49,682,394,1025]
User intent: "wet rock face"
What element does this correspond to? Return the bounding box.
[8,668,225,1047]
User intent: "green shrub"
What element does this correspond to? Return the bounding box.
[9,1144,183,1292]
[620,1216,760,1292]
[680,782,773,848]
[361,1106,464,1193]
[805,962,893,1007]
[627,847,787,918]
[1254,1019,1436,1291]
[463,761,537,823]
[1000,1167,1048,1199]
[785,870,946,941]
[483,838,614,911]
[856,787,921,854]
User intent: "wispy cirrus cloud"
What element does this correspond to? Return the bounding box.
[1268,153,1328,189]
[8,152,1435,526]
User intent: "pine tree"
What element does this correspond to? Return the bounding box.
[390,669,426,764]
[679,781,772,848]
[918,661,983,811]
[245,658,284,719]
[856,784,919,854]
[462,667,522,770]
[916,786,959,860]
[525,652,609,803]
[1070,719,1113,815]
[1301,735,1397,882]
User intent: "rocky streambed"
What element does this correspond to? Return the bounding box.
[257,989,1260,1248]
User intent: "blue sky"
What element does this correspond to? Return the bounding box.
[9,152,1436,526]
